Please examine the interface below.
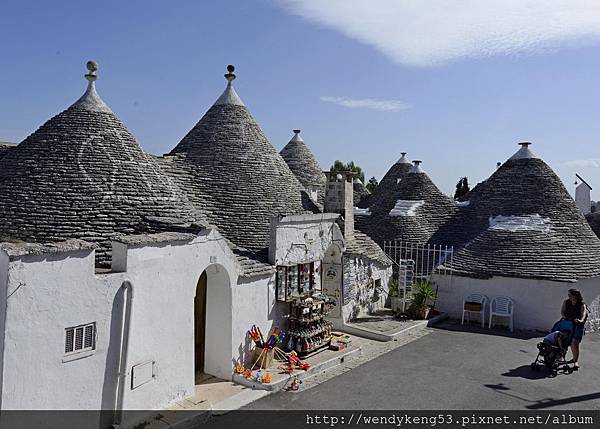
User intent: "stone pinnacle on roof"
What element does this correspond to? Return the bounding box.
[509,141,538,160]
[70,60,112,113]
[215,64,244,106]
[357,151,413,209]
[0,60,204,267]
[397,152,410,164]
[441,143,600,281]
[410,160,424,174]
[280,129,326,191]
[164,67,320,252]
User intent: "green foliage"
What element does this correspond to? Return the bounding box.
[366,176,379,193]
[410,279,436,310]
[389,278,399,297]
[453,177,470,200]
[330,160,365,184]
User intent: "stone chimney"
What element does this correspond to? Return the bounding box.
[324,171,354,238]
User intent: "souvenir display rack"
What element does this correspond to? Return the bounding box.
[286,296,333,356]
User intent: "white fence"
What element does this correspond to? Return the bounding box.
[383,241,454,311]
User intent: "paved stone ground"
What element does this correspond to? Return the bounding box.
[345,309,423,334]
[245,320,600,410]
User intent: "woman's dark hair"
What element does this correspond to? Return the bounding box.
[568,288,583,304]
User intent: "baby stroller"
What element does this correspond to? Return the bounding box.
[531,319,575,377]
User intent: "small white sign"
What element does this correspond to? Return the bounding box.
[131,361,154,389]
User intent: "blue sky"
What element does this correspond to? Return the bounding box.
[2,0,600,196]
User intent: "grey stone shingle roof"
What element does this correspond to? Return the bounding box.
[353,179,370,206]
[0,74,204,266]
[0,142,16,161]
[280,130,326,190]
[345,230,392,266]
[356,163,457,247]
[358,153,412,209]
[164,74,320,253]
[586,212,600,239]
[442,146,600,282]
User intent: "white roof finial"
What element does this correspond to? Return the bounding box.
[398,152,410,164]
[85,60,98,82]
[214,64,245,106]
[410,160,424,173]
[70,60,112,113]
[224,64,236,84]
[290,129,304,143]
[509,141,538,161]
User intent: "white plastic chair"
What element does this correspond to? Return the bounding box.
[489,296,514,331]
[462,293,488,327]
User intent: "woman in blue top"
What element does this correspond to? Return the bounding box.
[560,288,587,370]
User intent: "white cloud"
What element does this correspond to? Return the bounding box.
[275,0,600,66]
[320,96,410,112]
[563,158,600,168]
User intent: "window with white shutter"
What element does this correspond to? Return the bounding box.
[65,323,96,355]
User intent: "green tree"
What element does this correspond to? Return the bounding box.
[366,176,379,193]
[329,160,365,184]
[453,177,470,200]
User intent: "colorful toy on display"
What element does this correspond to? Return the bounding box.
[278,350,310,372]
[290,376,303,391]
[244,368,252,379]
[248,325,286,350]
[234,364,245,375]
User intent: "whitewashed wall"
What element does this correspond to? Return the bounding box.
[269,213,342,267]
[341,257,392,322]
[116,231,238,412]
[433,273,600,331]
[0,229,239,419]
[1,249,122,411]
[0,251,9,410]
[231,274,283,367]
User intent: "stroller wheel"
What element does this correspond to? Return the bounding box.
[550,370,557,378]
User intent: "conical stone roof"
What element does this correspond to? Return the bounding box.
[353,178,370,206]
[0,62,203,266]
[358,152,412,209]
[444,143,600,281]
[165,66,319,252]
[280,130,326,190]
[0,142,16,161]
[356,161,457,246]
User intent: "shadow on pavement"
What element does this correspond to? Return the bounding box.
[432,319,542,340]
[526,392,600,409]
[501,365,551,380]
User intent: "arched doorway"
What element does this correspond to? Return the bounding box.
[194,264,232,383]
[194,272,207,380]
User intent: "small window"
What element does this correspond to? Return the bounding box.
[65,323,96,355]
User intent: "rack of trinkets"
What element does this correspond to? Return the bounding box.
[286,295,334,356]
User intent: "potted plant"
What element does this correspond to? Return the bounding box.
[409,279,436,320]
[389,279,401,312]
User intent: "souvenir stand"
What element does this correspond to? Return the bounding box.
[276,262,335,356]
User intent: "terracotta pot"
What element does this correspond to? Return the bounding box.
[416,306,430,320]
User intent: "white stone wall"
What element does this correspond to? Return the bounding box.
[0,229,242,417]
[433,273,600,331]
[341,256,392,322]
[575,183,592,215]
[1,249,122,410]
[0,251,8,410]
[269,213,342,266]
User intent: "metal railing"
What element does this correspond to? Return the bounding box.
[383,241,454,312]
